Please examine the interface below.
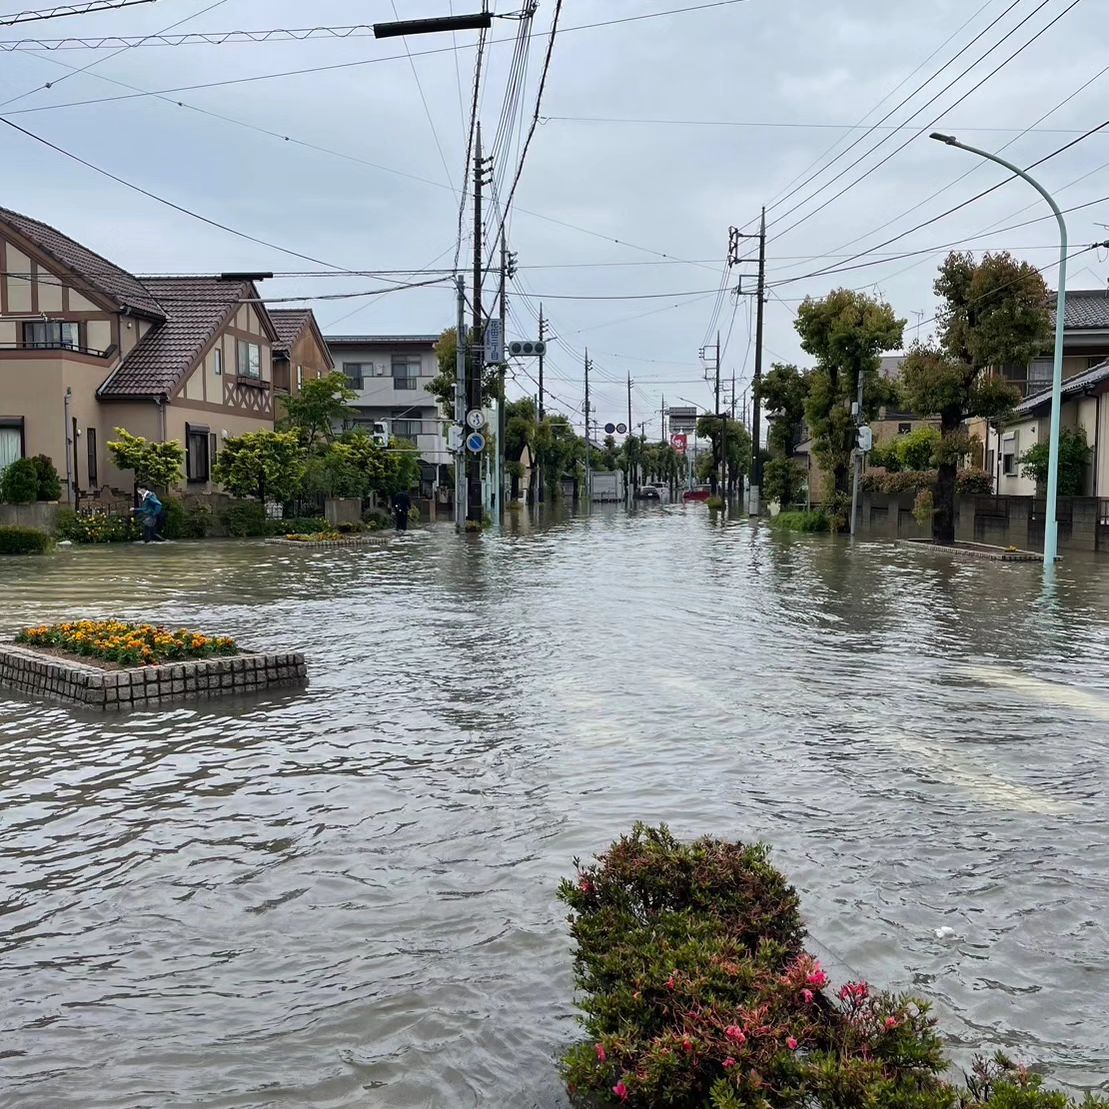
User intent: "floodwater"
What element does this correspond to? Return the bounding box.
[1,508,1107,1108]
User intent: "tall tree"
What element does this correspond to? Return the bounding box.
[696,415,753,494]
[427,326,501,414]
[277,371,356,448]
[794,289,904,507]
[901,251,1049,543]
[107,428,183,493]
[757,363,810,507]
[212,430,304,504]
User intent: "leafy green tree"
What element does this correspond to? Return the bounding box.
[599,435,620,472]
[756,363,810,507]
[901,251,1050,543]
[212,430,304,504]
[31,455,62,500]
[534,415,585,497]
[428,326,501,414]
[1020,426,1089,496]
[381,438,422,496]
[696,415,751,493]
[1,458,39,504]
[107,427,183,491]
[794,289,904,503]
[277,371,356,448]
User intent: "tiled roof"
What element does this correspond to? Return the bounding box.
[268,308,313,351]
[98,277,249,398]
[1050,290,1109,330]
[325,334,439,346]
[1014,357,1109,416]
[0,207,164,319]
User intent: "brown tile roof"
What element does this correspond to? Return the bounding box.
[268,308,313,351]
[0,207,164,319]
[97,277,250,399]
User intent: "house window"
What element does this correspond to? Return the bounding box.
[1028,358,1053,391]
[391,418,422,443]
[236,340,261,379]
[1088,355,1106,369]
[87,427,98,486]
[985,449,995,477]
[343,362,366,388]
[897,422,912,435]
[22,320,79,350]
[209,432,218,470]
[1002,435,1017,476]
[214,347,223,376]
[0,418,24,470]
[392,354,420,390]
[185,422,210,483]
[296,364,303,390]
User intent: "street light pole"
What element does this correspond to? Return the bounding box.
[930,133,1067,567]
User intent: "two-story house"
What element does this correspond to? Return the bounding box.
[269,308,333,400]
[325,333,450,492]
[0,208,329,501]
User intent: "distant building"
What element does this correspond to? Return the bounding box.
[324,333,449,494]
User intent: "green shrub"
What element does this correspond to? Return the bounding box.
[1,457,40,504]
[0,525,53,554]
[336,520,366,534]
[221,501,269,537]
[363,510,390,531]
[559,829,1107,1109]
[772,509,830,532]
[706,495,725,510]
[862,468,939,495]
[956,467,994,496]
[55,508,137,543]
[31,455,62,501]
[162,497,211,539]
[273,516,332,536]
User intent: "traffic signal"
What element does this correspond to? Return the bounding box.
[508,340,546,357]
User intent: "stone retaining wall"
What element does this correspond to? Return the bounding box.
[0,644,308,711]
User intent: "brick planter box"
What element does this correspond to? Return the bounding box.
[264,536,390,549]
[0,643,308,711]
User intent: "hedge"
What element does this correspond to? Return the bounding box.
[0,525,54,555]
[559,825,1106,1108]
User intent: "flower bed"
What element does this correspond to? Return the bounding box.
[16,620,236,668]
[283,531,342,542]
[560,824,1105,1108]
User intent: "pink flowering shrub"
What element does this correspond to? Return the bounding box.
[558,826,1106,1108]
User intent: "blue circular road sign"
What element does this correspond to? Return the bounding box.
[466,432,486,453]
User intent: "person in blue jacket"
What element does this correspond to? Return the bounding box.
[134,487,166,543]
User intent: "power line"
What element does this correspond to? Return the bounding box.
[763,0,1025,220]
[766,0,1081,245]
[771,117,1109,288]
[543,115,1101,136]
[0,23,380,49]
[0,0,154,28]
[0,116,361,272]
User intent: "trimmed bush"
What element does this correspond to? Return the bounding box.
[55,508,137,544]
[162,497,211,540]
[31,455,62,501]
[221,501,269,537]
[559,827,1106,1109]
[0,525,53,554]
[772,509,829,533]
[274,516,332,536]
[956,467,994,495]
[1,458,40,504]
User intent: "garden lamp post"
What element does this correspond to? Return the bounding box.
[929,133,1067,567]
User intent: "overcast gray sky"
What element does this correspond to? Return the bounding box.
[2,0,1107,434]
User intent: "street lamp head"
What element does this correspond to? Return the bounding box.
[374,12,492,38]
[929,132,958,145]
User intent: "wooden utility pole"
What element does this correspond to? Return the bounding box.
[466,123,486,526]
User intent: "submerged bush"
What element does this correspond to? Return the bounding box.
[0,525,53,554]
[559,826,1106,1109]
[772,510,829,533]
[162,497,211,539]
[55,508,136,544]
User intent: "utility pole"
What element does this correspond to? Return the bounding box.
[849,367,865,537]
[660,396,666,444]
[626,372,635,503]
[497,229,508,525]
[583,349,591,505]
[537,303,545,506]
[751,205,767,514]
[454,274,466,530]
[467,122,487,527]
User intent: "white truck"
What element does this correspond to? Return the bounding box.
[590,471,626,503]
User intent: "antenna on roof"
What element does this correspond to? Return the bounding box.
[219,272,273,282]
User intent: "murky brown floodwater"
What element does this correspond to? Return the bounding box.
[1,507,1107,1107]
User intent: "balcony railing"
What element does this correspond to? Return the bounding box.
[0,341,112,357]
